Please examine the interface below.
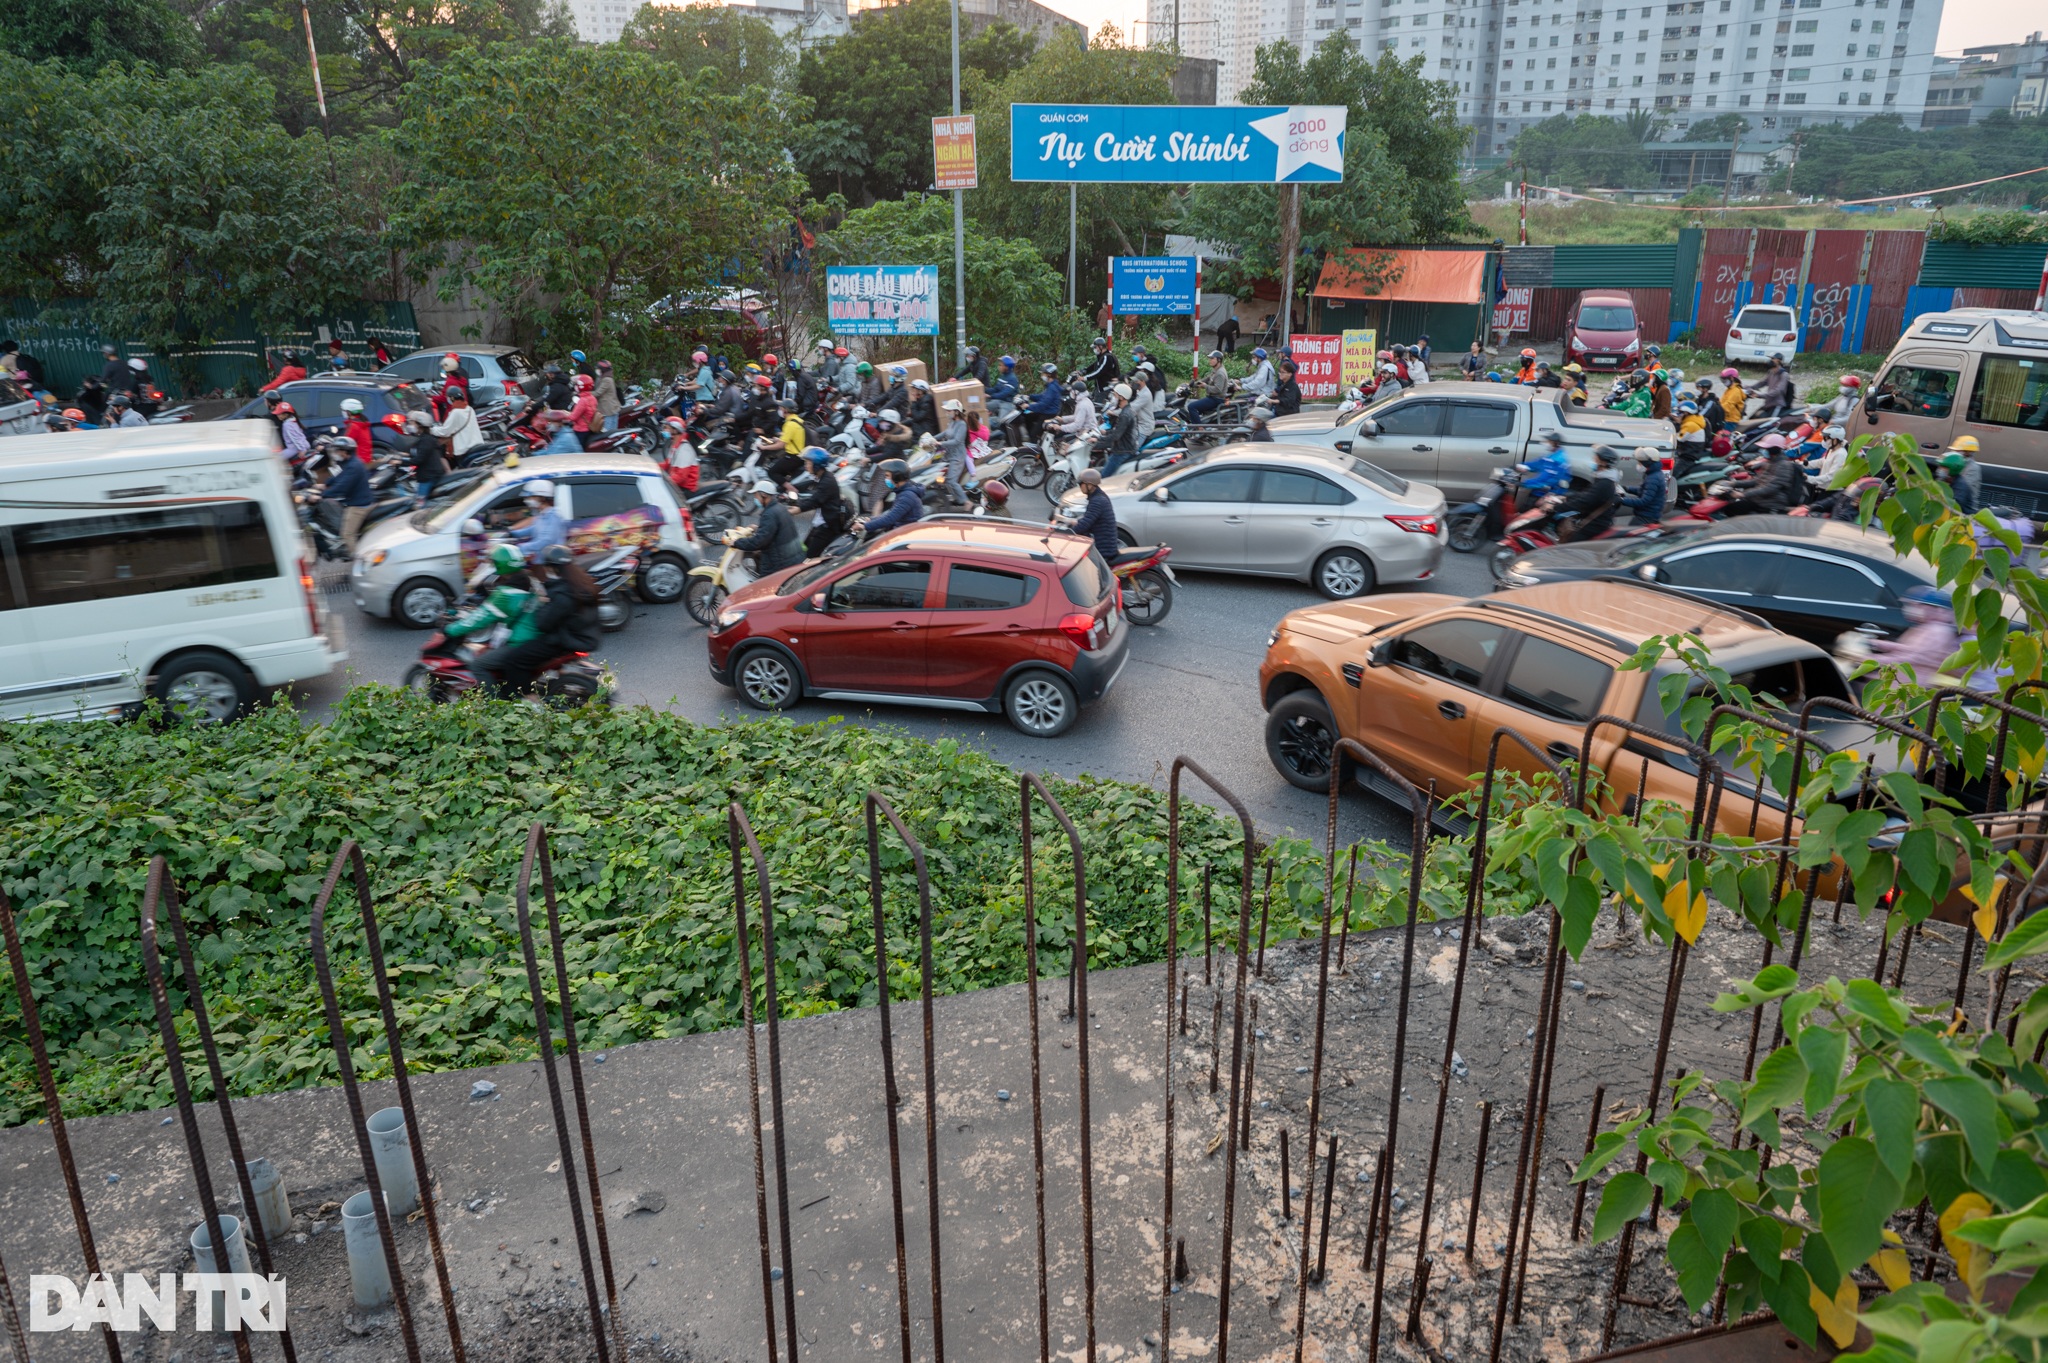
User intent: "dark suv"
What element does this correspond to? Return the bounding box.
[707,518,1130,736]
[222,378,431,451]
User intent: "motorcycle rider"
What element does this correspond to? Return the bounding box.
[541,362,573,411]
[906,379,939,438]
[1555,445,1622,542]
[1514,348,1539,384]
[1272,361,1303,417]
[1723,438,1802,516]
[1616,447,1668,525]
[1101,384,1141,475]
[987,355,1021,420]
[1813,424,1851,485]
[1865,586,1961,685]
[1054,380,1098,453]
[404,411,449,506]
[1941,437,1983,515]
[260,347,305,392]
[1242,347,1276,404]
[879,365,911,418]
[1020,363,1065,446]
[1756,357,1793,421]
[446,544,539,656]
[691,349,717,408]
[874,407,915,463]
[834,347,861,393]
[1078,336,1120,396]
[795,447,852,556]
[1246,407,1277,442]
[955,345,989,386]
[108,391,148,428]
[1515,431,1573,508]
[863,459,925,538]
[857,362,885,408]
[323,434,376,551]
[476,545,601,696]
[936,399,971,505]
[1129,371,1157,447]
[430,386,482,464]
[335,397,373,462]
[274,399,310,462]
[726,478,804,574]
[509,479,569,555]
[1647,368,1673,422]
[567,373,599,448]
[1060,467,1121,562]
[1619,369,1655,418]
[1188,350,1232,421]
[776,354,816,412]
[1718,367,1746,422]
[535,410,583,455]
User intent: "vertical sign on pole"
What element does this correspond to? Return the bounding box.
[932,115,978,191]
[946,1,967,374]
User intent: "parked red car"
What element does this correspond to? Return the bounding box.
[1565,291,1644,370]
[705,519,1130,736]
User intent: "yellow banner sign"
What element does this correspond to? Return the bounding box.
[1339,328,1378,390]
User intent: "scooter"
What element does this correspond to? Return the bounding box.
[685,540,757,626]
[1487,495,1632,581]
[404,632,608,706]
[1447,466,1523,553]
[1050,490,1176,625]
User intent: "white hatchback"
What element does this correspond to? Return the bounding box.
[1724,303,1802,366]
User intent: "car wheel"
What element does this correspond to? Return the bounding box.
[1004,670,1078,737]
[733,647,801,710]
[1123,568,1174,626]
[394,577,453,629]
[598,588,633,633]
[1447,513,1487,554]
[1009,449,1048,490]
[402,663,452,704]
[637,553,689,604]
[1313,549,1375,599]
[1265,691,1346,792]
[684,577,726,627]
[1117,528,1138,548]
[152,651,255,725]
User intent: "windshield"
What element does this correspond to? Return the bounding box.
[386,383,430,413]
[423,477,496,532]
[1132,452,1209,489]
[1577,305,1636,331]
[779,556,848,596]
[1738,309,1794,328]
[1347,457,1408,495]
[499,350,538,377]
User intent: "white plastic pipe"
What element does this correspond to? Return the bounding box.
[240,1157,292,1240]
[189,1213,252,1331]
[365,1107,420,1217]
[340,1190,394,1308]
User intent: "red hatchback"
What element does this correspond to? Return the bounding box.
[1565,291,1644,370]
[705,520,1130,736]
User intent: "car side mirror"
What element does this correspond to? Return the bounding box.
[1861,392,1878,422]
[1150,487,1171,503]
[810,591,829,611]
[1366,638,1394,668]
[1358,419,1380,439]
[461,518,484,535]
[1637,564,1659,582]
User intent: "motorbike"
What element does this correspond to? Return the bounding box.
[1052,490,1176,625]
[1447,466,1523,554]
[1042,431,1099,501]
[1487,494,1633,581]
[296,491,348,561]
[685,540,758,626]
[584,544,641,633]
[403,631,608,706]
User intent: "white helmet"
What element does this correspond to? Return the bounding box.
[751,478,778,496]
[127,357,148,372]
[1823,424,1846,441]
[878,408,900,424]
[1633,446,1659,466]
[911,379,930,391]
[339,397,364,415]
[1113,382,1133,400]
[523,478,556,501]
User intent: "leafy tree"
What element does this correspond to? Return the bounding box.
[1788,114,2048,206]
[792,0,1035,203]
[0,56,379,344]
[1,0,200,71]
[617,3,794,98]
[1684,112,1751,144]
[1178,36,1458,309]
[1510,114,1656,188]
[814,194,1069,361]
[961,28,1180,306]
[1622,108,1662,143]
[389,42,803,350]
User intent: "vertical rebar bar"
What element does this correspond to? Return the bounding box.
[1204,864,1214,987]
[0,886,122,1362]
[1570,1086,1607,1242]
[1315,1134,1339,1284]
[864,798,918,1363]
[1255,861,1273,977]
[1280,1128,1292,1215]
[1020,787,1051,1363]
[1239,998,1258,1151]
[1465,1102,1492,1265]
[1360,1145,1387,1272]
[1512,934,1571,1323]
[1210,997,1223,1095]
[0,1245,28,1363]
[1336,846,1360,973]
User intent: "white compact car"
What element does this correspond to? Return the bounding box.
[1724,303,1802,366]
[1,424,346,722]
[351,453,700,627]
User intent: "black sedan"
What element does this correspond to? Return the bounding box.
[221,378,431,452]
[1494,516,1936,646]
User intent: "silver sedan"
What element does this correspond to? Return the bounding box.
[1098,444,1448,598]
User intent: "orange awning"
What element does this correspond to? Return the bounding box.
[1313,249,1486,303]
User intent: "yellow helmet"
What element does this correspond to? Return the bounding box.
[1563,362,1584,374]
[1949,436,1980,455]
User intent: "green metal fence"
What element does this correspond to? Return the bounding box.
[1915,242,2048,292]
[1,300,421,399]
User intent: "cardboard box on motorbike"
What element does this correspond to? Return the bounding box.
[932,378,988,421]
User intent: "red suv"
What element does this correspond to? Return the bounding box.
[705,519,1130,736]
[1564,291,1644,371]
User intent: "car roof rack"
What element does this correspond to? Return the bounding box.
[1588,572,1775,631]
[1472,598,1636,653]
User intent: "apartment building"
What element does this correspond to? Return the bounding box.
[1921,33,2048,126]
[1148,0,1945,158]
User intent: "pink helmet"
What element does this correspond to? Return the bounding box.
[1759,433,1787,450]
[1720,367,1738,380]
[692,350,708,363]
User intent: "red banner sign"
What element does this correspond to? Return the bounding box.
[1492,286,1532,335]
[1290,334,1342,398]
[932,115,978,191]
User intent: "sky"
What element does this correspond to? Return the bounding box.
[1038,0,2031,59]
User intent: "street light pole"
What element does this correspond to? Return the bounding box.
[950,0,967,373]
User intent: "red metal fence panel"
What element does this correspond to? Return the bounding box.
[1861,230,1926,354]
[1749,228,1808,308]
[1694,227,1753,347]
[1801,229,1867,355]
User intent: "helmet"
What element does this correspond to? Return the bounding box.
[490,544,525,574]
[753,375,772,388]
[692,350,709,363]
[833,347,849,357]
[1759,434,1787,451]
[942,399,964,413]
[1252,347,1268,359]
[1720,367,1739,380]
[1536,361,1552,372]
[1137,361,1156,373]
[544,361,563,375]
[762,353,778,367]
[1077,467,1102,486]
[1808,405,1831,420]
[1645,344,1662,356]
[1678,401,1697,414]
[1941,451,1967,472]
[1651,368,1668,383]
[1949,436,1980,455]
[1633,446,1659,466]
[1563,363,1583,374]
[329,355,350,370]
[662,415,686,431]
[1092,337,1108,351]
[857,362,873,374]
[879,408,900,424]
[570,350,587,364]
[966,345,980,357]
[523,479,556,500]
[911,379,930,391]
[1132,345,1147,356]
[109,392,132,407]
[1823,425,1846,441]
[1630,369,1649,384]
[340,398,364,415]
[803,445,830,464]
[751,478,778,497]
[1486,370,1503,381]
[1208,349,1223,360]
[890,365,906,377]
[1520,348,1537,360]
[1113,383,1133,400]
[1040,362,1058,376]
[575,374,594,391]
[441,353,461,371]
[816,339,833,351]
[1592,444,1618,465]
[983,480,1010,503]
[743,362,762,374]
[1839,375,1862,389]
[1001,354,1017,369]
[1541,430,1564,449]
[272,401,295,417]
[1378,350,1392,361]
[879,458,910,479]
[128,357,148,372]
[101,343,118,357]
[533,544,574,570]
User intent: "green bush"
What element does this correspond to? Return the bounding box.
[0,690,1432,1126]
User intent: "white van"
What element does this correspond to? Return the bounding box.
[1724,302,1802,366]
[1,424,346,722]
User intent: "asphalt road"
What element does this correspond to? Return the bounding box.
[293,480,1498,850]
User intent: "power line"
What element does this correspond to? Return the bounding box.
[1523,158,2048,206]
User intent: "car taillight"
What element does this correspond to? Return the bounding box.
[1059,612,1106,650]
[1729,328,1742,340]
[299,557,320,635]
[1387,514,1440,535]
[1781,332,1796,342]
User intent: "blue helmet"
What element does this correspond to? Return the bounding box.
[999,354,1016,369]
[570,349,587,363]
[803,445,830,465]
[1252,347,1268,359]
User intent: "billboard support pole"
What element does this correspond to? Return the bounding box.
[950,0,967,373]
[1278,184,1300,349]
[1068,186,1078,311]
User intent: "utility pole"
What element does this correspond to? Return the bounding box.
[1068,185,1078,310]
[1720,123,1742,210]
[1277,184,1301,348]
[1517,159,1529,245]
[299,0,338,185]
[950,0,967,372]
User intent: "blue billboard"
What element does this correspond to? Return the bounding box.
[1010,104,1347,184]
[825,265,941,336]
[1111,257,1198,316]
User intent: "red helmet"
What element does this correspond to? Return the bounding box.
[1839,374,1862,389]
[272,402,295,417]
[754,374,772,388]
[1520,347,1537,359]
[833,346,849,357]
[762,353,779,367]
[575,373,594,391]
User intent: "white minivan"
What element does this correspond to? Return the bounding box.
[1,424,346,722]
[1724,302,1802,366]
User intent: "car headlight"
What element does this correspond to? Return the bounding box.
[363,550,387,568]
[715,607,748,630]
[1266,627,1281,648]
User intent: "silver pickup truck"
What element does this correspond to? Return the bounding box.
[0,375,42,437]
[1267,381,1676,500]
